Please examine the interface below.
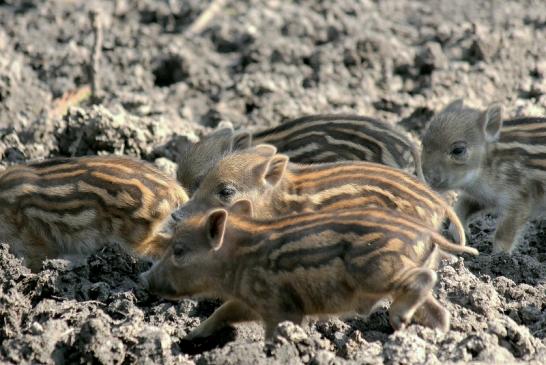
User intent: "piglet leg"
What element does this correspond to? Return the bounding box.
[186,300,258,340]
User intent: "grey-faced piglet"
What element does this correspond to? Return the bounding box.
[421,99,546,253]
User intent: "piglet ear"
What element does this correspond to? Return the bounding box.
[229,199,253,216]
[264,155,289,186]
[205,209,228,251]
[232,130,252,150]
[216,121,234,131]
[200,127,235,156]
[480,103,503,142]
[442,99,464,113]
[252,153,289,187]
[253,144,277,157]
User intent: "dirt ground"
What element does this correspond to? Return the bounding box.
[0,0,545,364]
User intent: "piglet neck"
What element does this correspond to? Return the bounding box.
[249,175,293,218]
[473,144,498,183]
[270,169,313,215]
[271,170,302,210]
[195,255,234,298]
[224,217,255,247]
[216,217,259,294]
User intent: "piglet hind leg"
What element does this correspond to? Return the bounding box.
[25,255,47,273]
[411,295,450,332]
[264,313,304,342]
[19,232,53,273]
[185,300,259,340]
[388,268,437,331]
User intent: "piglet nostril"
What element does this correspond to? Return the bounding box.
[171,208,188,222]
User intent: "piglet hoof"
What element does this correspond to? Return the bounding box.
[413,297,450,333]
[264,339,276,354]
[389,314,409,331]
[491,242,513,255]
[183,323,229,341]
[182,331,200,341]
[179,325,236,355]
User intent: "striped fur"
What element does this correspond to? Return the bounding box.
[142,202,478,340]
[421,99,546,253]
[496,117,546,172]
[253,115,423,175]
[176,144,465,246]
[177,114,423,195]
[0,155,188,271]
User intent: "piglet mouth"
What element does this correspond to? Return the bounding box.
[429,180,448,191]
[139,270,182,299]
[423,174,448,191]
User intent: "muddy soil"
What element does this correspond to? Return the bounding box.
[0,0,545,364]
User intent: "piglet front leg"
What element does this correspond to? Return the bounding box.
[493,197,532,254]
[185,300,258,340]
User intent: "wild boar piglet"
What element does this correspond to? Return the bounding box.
[174,144,465,245]
[421,99,546,253]
[141,199,478,341]
[0,155,188,271]
[176,114,423,195]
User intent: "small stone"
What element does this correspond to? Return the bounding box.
[310,350,336,365]
[30,322,44,335]
[415,42,448,74]
[274,321,309,343]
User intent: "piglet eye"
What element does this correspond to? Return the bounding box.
[173,245,187,257]
[217,184,236,201]
[449,142,467,159]
[451,147,465,155]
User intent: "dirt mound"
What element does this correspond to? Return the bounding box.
[0,0,545,363]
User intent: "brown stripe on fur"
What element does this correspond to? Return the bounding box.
[33,162,82,175]
[87,174,155,220]
[230,212,421,243]
[291,165,421,191]
[501,130,546,138]
[85,161,136,174]
[41,169,87,180]
[290,164,440,205]
[0,171,39,185]
[319,195,399,211]
[19,197,101,215]
[292,173,439,212]
[289,164,385,182]
[143,172,171,188]
[77,180,139,210]
[501,123,546,132]
[527,159,546,168]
